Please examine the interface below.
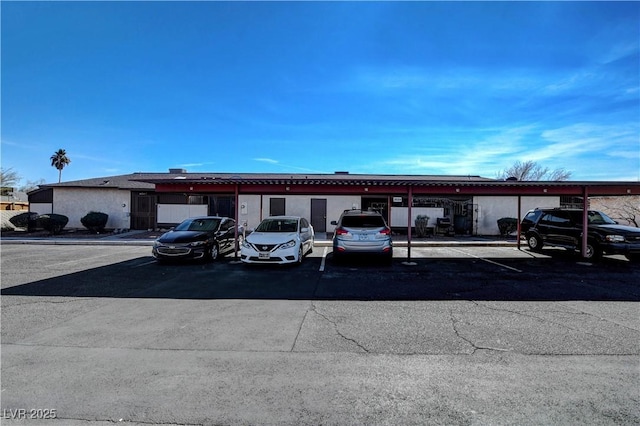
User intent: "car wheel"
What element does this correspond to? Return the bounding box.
[307,239,314,255]
[527,234,543,252]
[209,243,220,262]
[297,245,303,265]
[583,241,601,261]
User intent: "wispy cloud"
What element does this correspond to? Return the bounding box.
[534,123,638,161]
[176,162,217,169]
[252,157,328,174]
[0,139,21,147]
[253,158,279,164]
[373,125,535,176]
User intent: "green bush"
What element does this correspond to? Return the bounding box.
[8,212,39,229]
[81,211,109,233]
[37,214,69,235]
[497,217,518,236]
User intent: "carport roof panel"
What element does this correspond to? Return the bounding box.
[136,172,640,195]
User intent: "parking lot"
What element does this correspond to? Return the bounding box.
[2,243,639,425]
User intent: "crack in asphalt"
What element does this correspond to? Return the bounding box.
[469,301,623,340]
[310,302,370,353]
[449,309,511,354]
[291,306,311,352]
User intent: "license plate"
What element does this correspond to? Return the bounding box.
[259,252,270,259]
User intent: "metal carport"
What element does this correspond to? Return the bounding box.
[137,173,640,259]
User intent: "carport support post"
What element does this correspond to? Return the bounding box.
[234,184,239,260]
[407,185,413,260]
[517,195,522,250]
[582,186,589,258]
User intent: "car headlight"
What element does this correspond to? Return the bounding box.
[279,240,296,250]
[189,240,207,247]
[605,235,625,243]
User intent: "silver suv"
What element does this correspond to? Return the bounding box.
[331,209,393,262]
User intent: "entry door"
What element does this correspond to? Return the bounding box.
[311,198,327,232]
[130,193,157,230]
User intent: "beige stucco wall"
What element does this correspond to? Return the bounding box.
[53,188,131,229]
[157,204,208,224]
[473,196,560,235]
[29,203,53,215]
[238,194,261,229]
[238,195,361,232]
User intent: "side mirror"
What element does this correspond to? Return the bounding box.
[330,221,338,226]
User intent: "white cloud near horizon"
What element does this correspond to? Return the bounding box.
[253,158,279,164]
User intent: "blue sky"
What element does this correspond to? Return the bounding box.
[2,1,639,185]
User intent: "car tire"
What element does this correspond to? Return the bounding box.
[296,246,303,265]
[209,243,220,262]
[583,241,602,261]
[527,234,543,252]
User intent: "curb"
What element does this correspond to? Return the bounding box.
[0,239,156,246]
[0,239,519,248]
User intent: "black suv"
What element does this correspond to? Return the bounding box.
[522,208,640,261]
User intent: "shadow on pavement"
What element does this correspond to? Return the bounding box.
[2,248,639,302]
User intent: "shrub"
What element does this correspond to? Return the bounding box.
[8,212,39,230]
[81,211,109,233]
[497,217,518,236]
[415,215,430,237]
[37,214,69,235]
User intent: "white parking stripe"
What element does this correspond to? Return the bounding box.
[448,247,523,272]
[319,247,329,272]
[133,260,158,268]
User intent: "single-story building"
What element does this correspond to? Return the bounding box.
[28,169,640,236]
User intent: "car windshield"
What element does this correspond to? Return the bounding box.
[342,215,386,228]
[174,218,220,232]
[588,211,617,225]
[255,218,299,232]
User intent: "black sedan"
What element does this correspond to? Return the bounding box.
[152,216,243,262]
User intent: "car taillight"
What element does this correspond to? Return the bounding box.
[335,227,349,235]
[379,227,391,235]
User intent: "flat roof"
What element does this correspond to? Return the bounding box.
[38,171,640,196]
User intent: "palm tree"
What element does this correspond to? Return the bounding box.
[50,149,71,183]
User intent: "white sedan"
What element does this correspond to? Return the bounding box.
[241,216,314,265]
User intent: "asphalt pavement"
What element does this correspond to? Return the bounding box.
[1,243,639,425]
